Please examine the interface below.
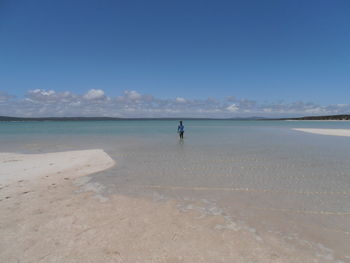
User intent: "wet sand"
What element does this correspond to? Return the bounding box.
[0,150,333,262]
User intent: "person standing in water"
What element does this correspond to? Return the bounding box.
[177,121,184,139]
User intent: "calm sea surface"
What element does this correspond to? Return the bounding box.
[1,120,350,261]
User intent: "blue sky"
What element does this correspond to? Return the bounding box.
[0,0,349,117]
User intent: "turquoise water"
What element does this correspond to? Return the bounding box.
[1,120,350,261]
[2,120,350,136]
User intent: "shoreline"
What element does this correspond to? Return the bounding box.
[0,150,341,262]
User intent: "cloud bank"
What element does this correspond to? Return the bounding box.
[0,89,349,118]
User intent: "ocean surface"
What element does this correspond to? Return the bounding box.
[1,120,350,262]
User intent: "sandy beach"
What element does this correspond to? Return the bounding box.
[0,149,340,262]
[293,128,350,137]
[2,0,350,260]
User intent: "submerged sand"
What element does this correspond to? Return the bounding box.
[294,128,350,137]
[0,150,336,262]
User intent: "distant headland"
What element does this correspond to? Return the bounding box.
[280,114,350,121]
[0,116,263,121]
[0,115,349,121]
[0,116,123,121]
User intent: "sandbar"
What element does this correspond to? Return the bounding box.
[293,128,350,137]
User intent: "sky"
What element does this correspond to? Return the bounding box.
[0,0,349,117]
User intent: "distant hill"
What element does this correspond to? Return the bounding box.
[282,114,350,120]
[0,116,267,121]
[1,115,349,121]
[229,116,267,120]
[0,116,122,121]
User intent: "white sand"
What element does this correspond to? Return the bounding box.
[0,150,331,262]
[293,128,350,137]
[0,149,115,185]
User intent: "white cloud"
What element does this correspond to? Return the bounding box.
[304,107,326,114]
[175,97,186,103]
[1,89,350,118]
[27,89,56,102]
[116,90,144,102]
[83,89,105,100]
[30,89,55,96]
[124,90,141,100]
[226,104,239,112]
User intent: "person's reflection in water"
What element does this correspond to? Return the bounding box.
[178,138,184,146]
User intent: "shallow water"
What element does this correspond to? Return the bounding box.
[1,120,350,261]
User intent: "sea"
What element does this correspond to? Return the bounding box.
[1,120,350,262]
